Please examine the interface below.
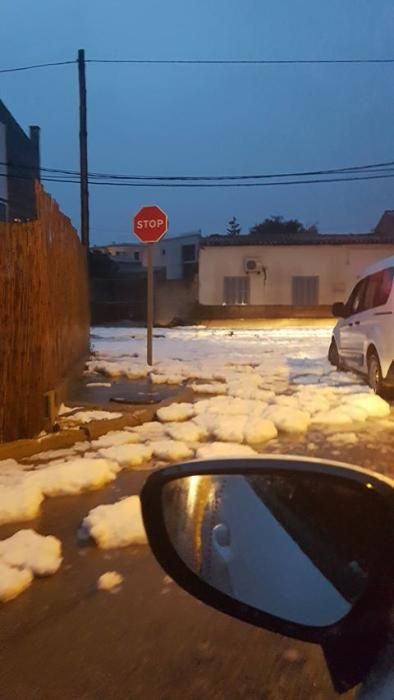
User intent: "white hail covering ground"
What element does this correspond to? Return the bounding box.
[0,529,62,602]
[0,326,392,565]
[88,326,391,440]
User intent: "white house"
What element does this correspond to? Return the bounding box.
[198,233,394,317]
[95,231,201,281]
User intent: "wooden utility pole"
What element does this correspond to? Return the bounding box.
[78,49,90,248]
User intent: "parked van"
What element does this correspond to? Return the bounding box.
[328,255,394,395]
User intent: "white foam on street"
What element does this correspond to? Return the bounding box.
[131,421,168,441]
[244,418,278,445]
[30,458,119,497]
[150,440,195,461]
[0,483,43,525]
[164,421,208,443]
[64,410,122,424]
[0,529,62,576]
[86,382,112,388]
[0,530,62,602]
[150,373,184,385]
[196,442,258,459]
[0,561,33,602]
[212,416,248,443]
[190,382,227,395]
[157,403,195,422]
[97,444,152,468]
[83,496,147,549]
[264,406,311,433]
[97,571,124,592]
[91,430,142,449]
[326,433,359,446]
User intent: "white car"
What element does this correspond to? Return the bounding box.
[329,255,394,396]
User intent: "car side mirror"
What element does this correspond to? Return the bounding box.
[141,457,393,638]
[141,458,394,695]
[332,302,346,318]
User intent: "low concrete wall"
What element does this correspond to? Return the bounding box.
[195,304,333,320]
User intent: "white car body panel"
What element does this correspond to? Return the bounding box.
[332,255,394,382]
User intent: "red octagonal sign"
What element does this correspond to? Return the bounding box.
[133,205,168,243]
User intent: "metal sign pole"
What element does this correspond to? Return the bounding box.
[147,243,154,366]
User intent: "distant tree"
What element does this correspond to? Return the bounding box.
[88,250,117,278]
[249,216,318,239]
[227,216,242,236]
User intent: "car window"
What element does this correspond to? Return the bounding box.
[363,274,380,311]
[374,267,394,308]
[345,278,368,316]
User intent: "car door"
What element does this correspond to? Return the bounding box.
[360,267,394,376]
[338,278,368,368]
[345,274,379,372]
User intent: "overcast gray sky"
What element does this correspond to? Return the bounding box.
[1,0,394,243]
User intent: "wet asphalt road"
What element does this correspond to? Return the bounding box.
[0,458,369,700]
[1,394,393,700]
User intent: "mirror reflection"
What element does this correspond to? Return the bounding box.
[162,472,383,627]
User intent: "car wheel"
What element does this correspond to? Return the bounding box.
[328,339,339,367]
[367,350,384,396]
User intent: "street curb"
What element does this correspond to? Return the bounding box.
[0,387,194,463]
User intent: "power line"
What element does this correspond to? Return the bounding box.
[88,57,394,66]
[2,57,394,75]
[3,171,394,188]
[3,159,394,183]
[0,60,76,74]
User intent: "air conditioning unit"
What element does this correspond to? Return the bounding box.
[244,257,263,274]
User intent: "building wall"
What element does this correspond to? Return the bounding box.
[199,244,394,307]
[0,101,40,221]
[155,277,198,325]
[0,123,7,221]
[98,233,201,280]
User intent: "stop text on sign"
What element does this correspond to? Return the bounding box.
[136,218,165,230]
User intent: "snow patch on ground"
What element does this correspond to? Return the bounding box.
[83,496,147,549]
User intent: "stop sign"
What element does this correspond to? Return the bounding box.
[133,205,168,243]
